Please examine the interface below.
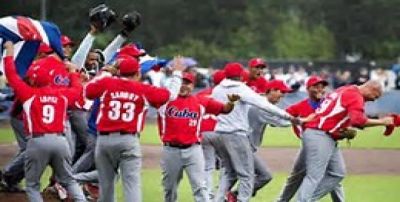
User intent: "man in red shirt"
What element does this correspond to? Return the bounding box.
[157,72,238,202]
[85,56,184,202]
[277,76,346,202]
[3,41,86,202]
[297,80,393,202]
[244,58,268,93]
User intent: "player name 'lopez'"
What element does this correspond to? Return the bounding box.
[39,96,58,103]
[111,91,139,101]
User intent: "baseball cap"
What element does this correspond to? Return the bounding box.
[38,43,53,54]
[119,43,146,58]
[306,76,329,88]
[266,80,292,93]
[118,58,140,75]
[182,72,195,83]
[212,70,225,85]
[61,35,74,46]
[248,58,267,68]
[224,62,244,79]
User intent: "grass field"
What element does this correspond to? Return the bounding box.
[33,168,399,202]
[1,124,400,149]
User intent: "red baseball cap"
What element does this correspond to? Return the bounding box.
[61,35,74,46]
[182,72,196,83]
[224,62,244,78]
[118,58,140,75]
[248,58,267,68]
[38,43,53,54]
[266,80,292,93]
[212,70,225,85]
[119,43,146,58]
[306,76,329,88]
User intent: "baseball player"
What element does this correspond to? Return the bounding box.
[223,80,294,202]
[195,70,225,199]
[85,56,184,202]
[211,62,298,202]
[276,76,347,202]
[243,58,268,93]
[3,41,86,202]
[157,72,237,202]
[296,80,393,201]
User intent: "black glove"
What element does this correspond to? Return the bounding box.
[121,11,141,36]
[89,4,116,31]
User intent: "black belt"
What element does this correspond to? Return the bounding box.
[163,142,200,149]
[99,131,135,136]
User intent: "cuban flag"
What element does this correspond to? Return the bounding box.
[0,16,64,77]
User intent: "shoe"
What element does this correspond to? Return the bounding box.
[54,183,68,200]
[225,191,237,202]
[83,183,99,201]
[0,181,25,193]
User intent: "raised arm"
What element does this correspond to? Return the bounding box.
[71,26,97,68]
[3,41,33,102]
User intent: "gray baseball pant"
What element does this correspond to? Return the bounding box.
[213,133,254,202]
[276,146,345,202]
[253,154,273,196]
[296,129,345,202]
[161,144,209,202]
[202,131,218,199]
[95,134,142,202]
[2,117,27,185]
[72,134,96,174]
[74,170,99,183]
[68,109,89,163]
[24,135,86,202]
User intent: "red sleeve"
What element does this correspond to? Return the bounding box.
[286,102,300,117]
[200,97,225,115]
[85,74,108,100]
[394,115,400,126]
[342,89,368,127]
[60,73,82,107]
[142,84,170,108]
[3,56,34,102]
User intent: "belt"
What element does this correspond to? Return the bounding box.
[31,133,63,138]
[99,131,136,136]
[163,142,200,149]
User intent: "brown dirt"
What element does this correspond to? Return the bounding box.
[0,144,399,201]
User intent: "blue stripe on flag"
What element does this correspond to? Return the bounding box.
[40,21,64,59]
[14,41,40,77]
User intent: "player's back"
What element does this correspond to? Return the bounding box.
[22,87,69,134]
[96,77,148,133]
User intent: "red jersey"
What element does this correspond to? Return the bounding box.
[305,85,368,134]
[286,98,319,138]
[196,87,218,132]
[85,74,171,134]
[244,77,268,93]
[4,56,81,134]
[157,95,225,145]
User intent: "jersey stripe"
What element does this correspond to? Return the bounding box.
[22,96,35,133]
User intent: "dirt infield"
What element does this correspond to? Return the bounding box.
[0,144,399,201]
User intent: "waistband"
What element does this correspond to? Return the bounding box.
[30,133,63,138]
[163,142,200,149]
[99,131,137,136]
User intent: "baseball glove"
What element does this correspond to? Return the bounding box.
[336,128,357,141]
[383,114,400,136]
[89,4,116,31]
[120,11,142,36]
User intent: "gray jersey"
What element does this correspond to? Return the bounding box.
[248,106,291,151]
[211,79,291,136]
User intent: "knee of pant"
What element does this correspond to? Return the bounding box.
[327,168,346,178]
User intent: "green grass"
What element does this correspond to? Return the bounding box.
[1,124,400,149]
[139,124,400,149]
[119,170,400,202]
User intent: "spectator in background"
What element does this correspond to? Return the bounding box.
[353,67,369,85]
[333,70,352,88]
[370,67,395,91]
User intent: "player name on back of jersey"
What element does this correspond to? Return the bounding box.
[167,107,199,119]
[40,96,58,104]
[110,91,139,101]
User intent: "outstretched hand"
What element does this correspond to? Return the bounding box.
[3,41,14,56]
